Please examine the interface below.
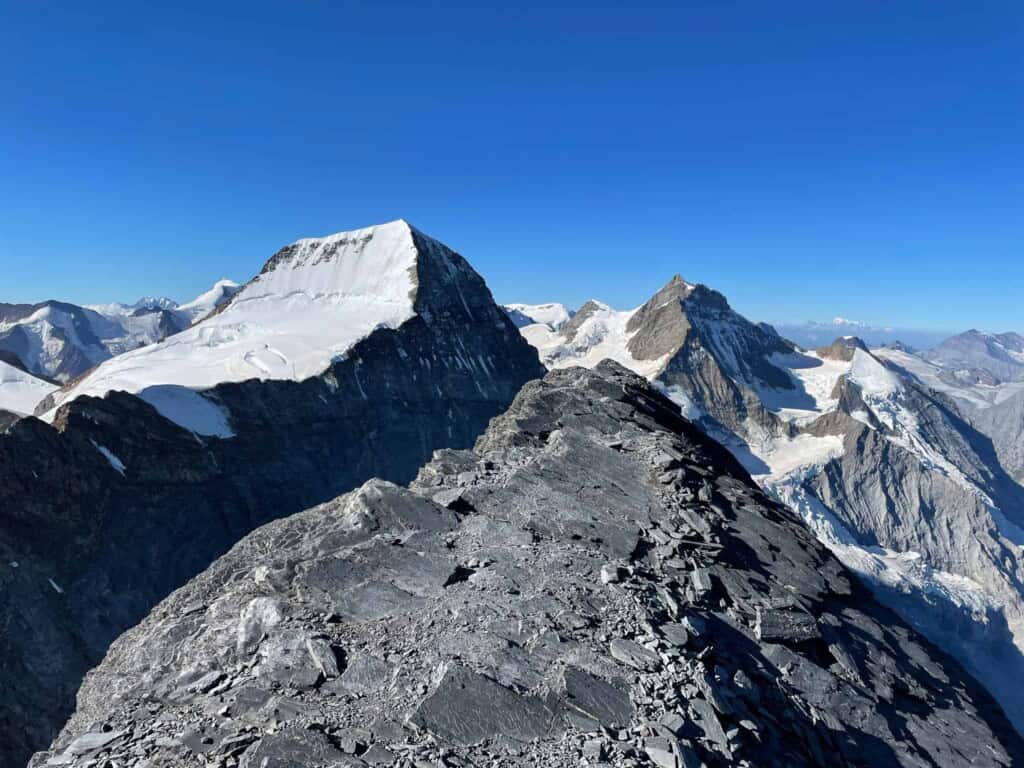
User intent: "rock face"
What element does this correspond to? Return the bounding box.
[0,223,543,768]
[35,363,1024,767]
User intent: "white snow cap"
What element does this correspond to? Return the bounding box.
[504,303,573,330]
[47,220,425,434]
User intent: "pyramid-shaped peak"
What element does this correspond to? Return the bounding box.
[45,220,505,423]
[656,274,695,298]
[815,335,870,361]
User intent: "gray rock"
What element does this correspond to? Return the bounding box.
[658,623,690,648]
[754,607,820,645]
[609,639,660,671]
[411,665,554,744]
[644,736,679,768]
[334,654,394,695]
[238,729,343,768]
[66,729,127,756]
[562,667,633,728]
[305,636,341,679]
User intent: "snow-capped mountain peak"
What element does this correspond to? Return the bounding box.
[42,220,497,435]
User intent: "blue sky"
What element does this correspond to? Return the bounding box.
[2,1,1021,330]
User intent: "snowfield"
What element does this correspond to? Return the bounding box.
[503,302,572,330]
[46,220,423,434]
[522,301,671,379]
[0,360,57,416]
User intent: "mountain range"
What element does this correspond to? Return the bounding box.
[1,221,1022,767]
[508,285,1024,734]
[0,279,242,389]
[770,317,952,351]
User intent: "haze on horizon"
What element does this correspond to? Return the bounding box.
[2,2,1021,332]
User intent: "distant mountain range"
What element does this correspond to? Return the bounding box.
[749,317,953,351]
[0,279,242,388]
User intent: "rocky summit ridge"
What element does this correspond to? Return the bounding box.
[0,222,543,768]
[35,363,1024,768]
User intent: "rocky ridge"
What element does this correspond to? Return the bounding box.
[0,224,543,768]
[35,363,1024,768]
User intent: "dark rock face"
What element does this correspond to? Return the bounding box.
[0,409,20,431]
[36,363,1024,768]
[642,278,797,437]
[814,335,869,361]
[0,230,543,768]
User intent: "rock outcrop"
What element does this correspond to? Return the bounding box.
[34,363,1024,768]
[0,223,543,768]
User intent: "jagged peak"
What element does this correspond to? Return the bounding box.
[815,336,870,361]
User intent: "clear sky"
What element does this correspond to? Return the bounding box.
[2,1,1021,330]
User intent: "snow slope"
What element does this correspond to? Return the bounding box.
[503,302,573,330]
[0,360,57,416]
[176,279,242,322]
[47,221,422,433]
[522,301,670,378]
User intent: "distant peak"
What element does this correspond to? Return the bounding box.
[816,335,869,361]
[641,274,696,310]
[661,273,694,293]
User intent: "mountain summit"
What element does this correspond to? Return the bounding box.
[44,220,472,431]
[520,274,796,434]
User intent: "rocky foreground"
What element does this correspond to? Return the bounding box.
[36,363,1024,767]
